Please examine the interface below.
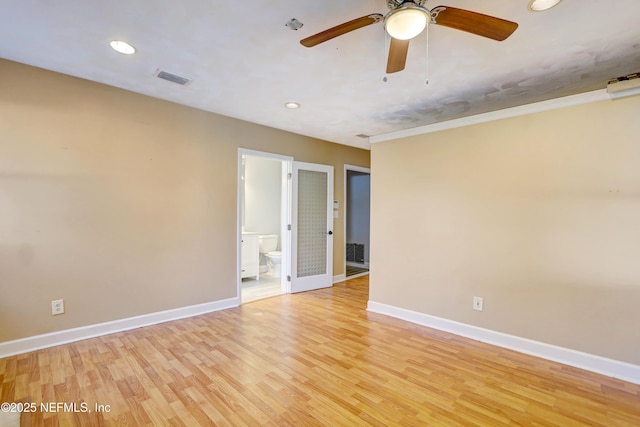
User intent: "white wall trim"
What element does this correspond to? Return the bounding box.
[0,297,239,359]
[333,273,347,284]
[347,261,370,268]
[346,271,370,280]
[369,89,612,143]
[367,300,640,385]
[238,148,294,162]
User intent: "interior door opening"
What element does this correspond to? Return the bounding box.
[345,165,370,278]
[238,149,292,303]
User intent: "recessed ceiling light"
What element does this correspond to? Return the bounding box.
[284,102,300,109]
[109,40,136,55]
[528,0,562,12]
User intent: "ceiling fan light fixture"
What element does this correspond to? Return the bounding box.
[385,4,428,40]
[528,0,562,12]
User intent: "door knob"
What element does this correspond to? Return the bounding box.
[327,231,333,235]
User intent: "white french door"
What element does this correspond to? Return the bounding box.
[290,161,334,293]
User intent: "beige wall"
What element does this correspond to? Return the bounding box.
[370,95,640,365]
[0,59,369,342]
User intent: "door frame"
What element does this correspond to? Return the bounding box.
[237,148,293,302]
[344,164,371,277]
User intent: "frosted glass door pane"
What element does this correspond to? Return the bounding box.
[297,170,327,277]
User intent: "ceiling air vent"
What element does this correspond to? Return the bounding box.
[154,69,192,86]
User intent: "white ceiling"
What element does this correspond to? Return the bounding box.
[2,1,639,149]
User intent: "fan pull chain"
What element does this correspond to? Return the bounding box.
[383,30,389,82]
[425,27,430,85]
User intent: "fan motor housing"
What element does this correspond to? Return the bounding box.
[387,0,428,9]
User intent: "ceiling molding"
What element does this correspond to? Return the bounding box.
[369,89,611,144]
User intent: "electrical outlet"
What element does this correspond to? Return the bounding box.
[473,296,483,312]
[51,299,64,316]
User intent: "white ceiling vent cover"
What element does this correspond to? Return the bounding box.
[154,69,192,86]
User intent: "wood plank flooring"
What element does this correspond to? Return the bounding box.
[1,276,639,426]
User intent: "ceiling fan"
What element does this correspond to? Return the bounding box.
[300,0,518,74]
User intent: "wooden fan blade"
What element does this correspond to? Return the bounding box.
[300,14,383,47]
[386,37,410,74]
[431,6,518,41]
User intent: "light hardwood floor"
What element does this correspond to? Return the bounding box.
[1,276,639,426]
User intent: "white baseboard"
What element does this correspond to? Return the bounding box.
[0,297,240,359]
[333,273,347,284]
[367,300,640,385]
[346,261,370,268]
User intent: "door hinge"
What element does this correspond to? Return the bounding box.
[288,173,292,180]
[287,275,291,282]
[287,224,292,231]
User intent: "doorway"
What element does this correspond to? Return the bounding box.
[238,150,336,302]
[344,165,370,278]
[238,149,292,303]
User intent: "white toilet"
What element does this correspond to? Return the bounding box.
[258,234,282,278]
